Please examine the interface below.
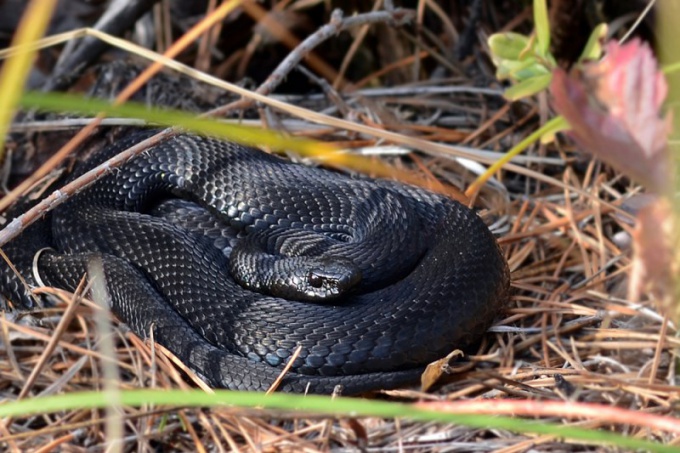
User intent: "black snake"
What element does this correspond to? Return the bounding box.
[1,130,510,394]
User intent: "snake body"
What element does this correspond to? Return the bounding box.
[2,130,509,394]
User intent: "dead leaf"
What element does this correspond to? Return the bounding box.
[628,198,677,317]
[551,39,670,193]
[420,349,464,392]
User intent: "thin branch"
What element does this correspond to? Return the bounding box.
[210,8,416,116]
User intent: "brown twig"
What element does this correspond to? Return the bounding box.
[17,275,88,399]
[210,7,416,117]
[0,130,176,248]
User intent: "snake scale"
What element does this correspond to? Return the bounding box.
[1,129,510,394]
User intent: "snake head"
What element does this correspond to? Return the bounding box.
[303,257,362,302]
[230,240,363,302]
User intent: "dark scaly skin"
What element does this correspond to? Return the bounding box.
[1,130,510,394]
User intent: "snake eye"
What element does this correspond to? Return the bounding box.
[308,272,324,288]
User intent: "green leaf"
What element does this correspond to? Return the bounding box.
[496,58,550,82]
[488,32,532,61]
[578,23,608,63]
[533,0,551,57]
[495,59,526,81]
[503,73,552,101]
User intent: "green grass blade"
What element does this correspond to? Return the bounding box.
[466,115,569,197]
[533,0,550,57]
[18,91,337,156]
[0,0,57,161]
[578,23,607,63]
[0,389,673,452]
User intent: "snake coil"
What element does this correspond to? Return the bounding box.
[1,130,509,394]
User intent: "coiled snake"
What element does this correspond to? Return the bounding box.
[1,130,509,394]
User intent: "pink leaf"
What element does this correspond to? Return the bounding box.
[551,39,670,192]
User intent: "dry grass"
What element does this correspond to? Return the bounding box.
[1,1,676,451]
